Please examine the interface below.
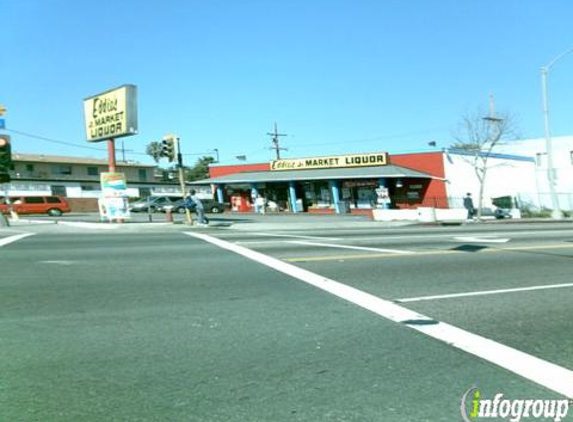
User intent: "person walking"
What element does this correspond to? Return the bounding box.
[463,193,475,221]
[188,190,208,225]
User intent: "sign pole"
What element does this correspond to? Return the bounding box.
[107,138,116,172]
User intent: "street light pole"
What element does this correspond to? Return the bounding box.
[540,67,561,219]
[540,48,573,220]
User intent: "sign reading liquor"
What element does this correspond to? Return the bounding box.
[271,152,388,171]
[84,85,138,142]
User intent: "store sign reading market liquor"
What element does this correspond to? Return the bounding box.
[270,153,389,171]
[83,85,138,142]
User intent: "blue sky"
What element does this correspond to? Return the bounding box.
[2,0,573,165]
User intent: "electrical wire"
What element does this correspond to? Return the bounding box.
[5,128,215,158]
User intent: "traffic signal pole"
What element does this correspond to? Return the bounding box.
[176,143,193,225]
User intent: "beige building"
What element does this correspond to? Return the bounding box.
[3,153,180,211]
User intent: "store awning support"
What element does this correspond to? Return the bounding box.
[329,180,341,214]
[216,185,224,203]
[288,181,298,213]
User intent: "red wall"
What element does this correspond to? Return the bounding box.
[390,152,448,208]
[210,163,270,178]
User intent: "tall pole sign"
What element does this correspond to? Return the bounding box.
[84,85,137,223]
[83,85,138,171]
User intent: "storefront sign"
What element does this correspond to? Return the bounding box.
[376,187,391,205]
[84,85,138,142]
[100,172,127,197]
[342,180,378,188]
[98,197,130,220]
[270,152,388,171]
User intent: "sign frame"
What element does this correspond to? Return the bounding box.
[270,152,389,171]
[83,84,138,142]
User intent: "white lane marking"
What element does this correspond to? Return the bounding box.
[236,240,292,245]
[57,222,120,230]
[0,233,36,247]
[252,232,341,241]
[454,236,510,243]
[39,260,75,266]
[185,231,573,398]
[289,240,412,255]
[397,282,573,303]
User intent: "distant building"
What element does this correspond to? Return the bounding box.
[2,153,180,211]
[498,136,573,210]
[192,149,538,215]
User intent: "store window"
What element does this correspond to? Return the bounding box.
[87,166,99,176]
[51,186,67,197]
[302,181,331,209]
[138,169,147,181]
[51,165,72,175]
[81,184,99,191]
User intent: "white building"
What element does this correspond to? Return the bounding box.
[442,149,537,210]
[499,136,573,210]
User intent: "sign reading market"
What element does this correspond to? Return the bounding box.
[83,85,138,142]
[270,152,389,171]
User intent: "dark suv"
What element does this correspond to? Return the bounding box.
[161,198,228,214]
[128,196,182,213]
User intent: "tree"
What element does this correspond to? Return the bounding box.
[451,104,518,219]
[146,141,163,163]
[186,156,216,181]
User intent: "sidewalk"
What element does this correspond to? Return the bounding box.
[4,212,572,231]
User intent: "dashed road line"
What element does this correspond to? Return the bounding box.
[288,240,412,254]
[185,231,573,398]
[396,282,573,303]
[283,243,573,262]
[0,233,36,247]
[252,232,341,241]
[453,236,511,243]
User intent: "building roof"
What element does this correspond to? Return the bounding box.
[12,153,156,168]
[191,164,436,184]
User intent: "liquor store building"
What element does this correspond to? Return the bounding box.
[194,152,450,215]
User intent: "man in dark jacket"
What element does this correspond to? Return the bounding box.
[463,193,475,220]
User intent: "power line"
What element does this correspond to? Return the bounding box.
[6,129,107,151]
[5,128,214,158]
[283,127,449,149]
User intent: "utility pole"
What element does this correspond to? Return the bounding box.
[120,140,133,162]
[484,93,502,123]
[267,122,287,160]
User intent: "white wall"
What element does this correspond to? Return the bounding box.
[498,136,573,210]
[443,151,537,209]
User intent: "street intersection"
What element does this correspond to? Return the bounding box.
[1,219,573,421]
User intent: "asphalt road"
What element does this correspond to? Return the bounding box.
[1,221,573,421]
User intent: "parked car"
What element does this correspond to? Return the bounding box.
[478,207,513,219]
[0,195,71,216]
[161,198,228,214]
[128,196,182,213]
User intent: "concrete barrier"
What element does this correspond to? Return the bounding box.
[373,208,467,223]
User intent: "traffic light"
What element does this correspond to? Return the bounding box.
[0,135,12,183]
[160,135,177,162]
